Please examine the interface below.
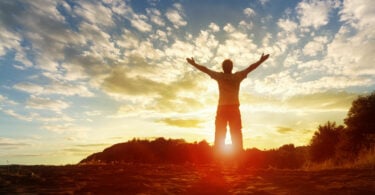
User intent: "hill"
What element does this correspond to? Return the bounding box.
[80,137,213,164]
[80,137,308,169]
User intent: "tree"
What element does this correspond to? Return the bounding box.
[309,121,343,162]
[344,92,375,148]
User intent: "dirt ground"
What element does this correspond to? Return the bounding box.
[0,164,374,194]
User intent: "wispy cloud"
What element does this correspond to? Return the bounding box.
[2,109,33,122]
[243,7,256,17]
[157,118,204,128]
[296,0,340,29]
[74,1,114,27]
[275,126,294,134]
[26,95,69,112]
[14,81,94,97]
[0,137,32,150]
[166,3,187,28]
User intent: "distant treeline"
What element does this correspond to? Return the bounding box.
[81,92,374,169]
[80,137,308,169]
[80,138,214,164]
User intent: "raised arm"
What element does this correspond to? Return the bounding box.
[186,57,214,75]
[241,53,270,75]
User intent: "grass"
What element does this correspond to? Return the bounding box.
[303,146,375,170]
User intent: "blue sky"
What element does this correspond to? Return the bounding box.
[0,0,374,165]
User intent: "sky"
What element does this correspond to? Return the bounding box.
[0,0,374,165]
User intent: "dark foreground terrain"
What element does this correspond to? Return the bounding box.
[0,164,374,194]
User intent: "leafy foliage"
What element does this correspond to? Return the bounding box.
[345,92,375,135]
[309,92,375,165]
[244,144,308,169]
[309,121,343,162]
[80,138,213,164]
[344,92,375,148]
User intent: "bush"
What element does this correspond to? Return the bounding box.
[309,121,343,163]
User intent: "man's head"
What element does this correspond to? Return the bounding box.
[222,59,233,74]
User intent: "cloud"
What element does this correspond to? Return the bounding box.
[223,23,235,33]
[2,107,74,122]
[240,91,357,114]
[166,3,187,28]
[0,94,18,107]
[102,66,168,96]
[60,62,89,81]
[274,18,300,55]
[259,0,269,6]
[157,118,203,128]
[0,2,31,69]
[252,70,372,98]
[243,8,256,17]
[340,0,375,30]
[296,0,340,29]
[42,123,89,134]
[192,30,219,62]
[74,1,114,27]
[102,65,206,114]
[209,22,220,32]
[302,36,328,56]
[277,18,298,32]
[153,29,168,42]
[116,29,140,49]
[0,137,33,152]
[14,48,33,69]
[0,137,30,150]
[2,109,33,121]
[78,22,119,60]
[0,28,21,56]
[0,142,29,147]
[110,0,153,32]
[282,50,302,67]
[276,126,294,134]
[326,31,375,76]
[238,20,253,30]
[74,143,109,148]
[130,15,153,32]
[0,0,116,79]
[216,26,258,66]
[14,81,94,97]
[0,1,24,28]
[85,110,102,116]
[165,39,195,60]
[322,0,375,77]
[147,8,165,26]
[26,95,69,112]
[13,1,86,72]
[284,91,358,111]
[62,143,109,155]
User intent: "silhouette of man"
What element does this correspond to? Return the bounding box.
[186,54,269,154]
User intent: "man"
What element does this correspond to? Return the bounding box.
[186,54,270,154]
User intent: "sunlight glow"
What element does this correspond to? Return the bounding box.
[225,130,233,145]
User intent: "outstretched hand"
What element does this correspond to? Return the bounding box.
[259,53,270,62]
[186,57,196,65]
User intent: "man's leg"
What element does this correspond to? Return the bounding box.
[229,107,243,152]
[214,110,227,153]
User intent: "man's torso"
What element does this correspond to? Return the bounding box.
[209,72,247,106]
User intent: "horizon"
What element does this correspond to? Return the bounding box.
[0,0,374,165]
